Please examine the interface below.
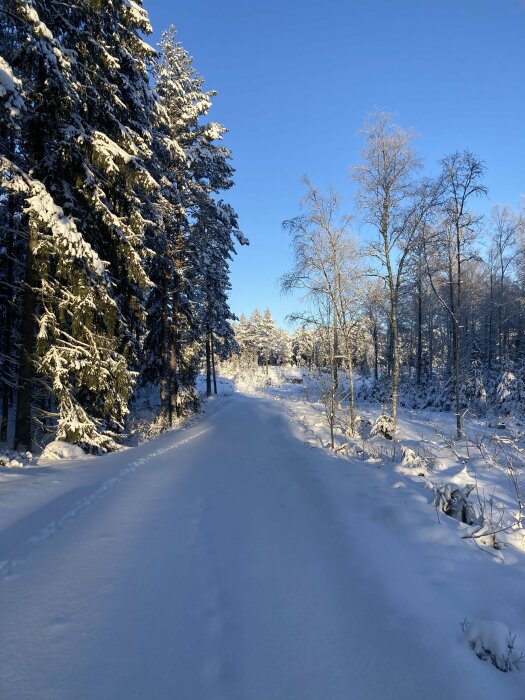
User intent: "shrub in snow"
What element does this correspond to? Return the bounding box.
[400,445,428,474]
[459,349,488,415]
[462,619,525,672]
[370,412,396,440]
[495,361,525,416]
[472,370,488,414]
[220,361,277,390]
[356,378,390,405]
[435,483,479,525]
[41,440,86,461]
[0,456,22,468]
[130,414,169,445]
[0,450,31,468]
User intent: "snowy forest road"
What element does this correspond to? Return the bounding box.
[0,392,511,699]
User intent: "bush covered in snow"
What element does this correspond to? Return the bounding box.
[358,363,525,422]
[219,359,278,390]
[400,445,428,474]
[495,362,525,416]
[356,378,390,405]
[435,483,479,525]
[370,412,396,440]
[463,619,525,672]
[41,440,87,461]
[129,414,169,445]
[0,449,32,468]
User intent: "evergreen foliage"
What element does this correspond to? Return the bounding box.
[0,6,245,451]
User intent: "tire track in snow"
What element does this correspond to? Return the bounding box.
[192,492,237,699]
[0,428,210,582]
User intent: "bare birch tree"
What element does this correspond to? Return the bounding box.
[422,151,487,438]
[489,205,524,361]
[353,112,422,432]
[281,178,363,446]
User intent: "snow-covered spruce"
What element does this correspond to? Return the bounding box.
[370,412,396,441]
[0,7,244,452]
[142,26,246,419]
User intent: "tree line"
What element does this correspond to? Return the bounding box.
[279,113,524,443]
[0,1,247,452]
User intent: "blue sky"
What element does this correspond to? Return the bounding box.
[147,0,525,327]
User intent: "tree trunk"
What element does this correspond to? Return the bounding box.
[391,306,399,430]
[487,274,494,369]
[169,163,185,424]
[211,332,217,395]
[14,59,47,451]
[417,266,423,385]
[373,323,379,381]
[1,193,15,443]
[332,309,339,397]
[454,315,462,439]
[498,301,504,362]
[160,271,169,419]
[205,331,212,398]
[14,226,38,451]
[455,229,463,439]
[169,288,180,424]
[428,310,434,380]
[385,328,390,377]
[346,334,356,436]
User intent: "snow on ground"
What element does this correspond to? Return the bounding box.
[260,367,525,677]
[0,368,524,698]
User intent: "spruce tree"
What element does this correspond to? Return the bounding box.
[148,27,210,421]
[149,26,246,418]
[0,27,25,443]
[1,0,157,450]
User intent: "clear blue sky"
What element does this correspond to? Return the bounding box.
[146,0,525,327]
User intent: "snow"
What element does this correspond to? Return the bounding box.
[370,410,396,440]
[0,450,32,470]
[10,173,107,277]
[203,122,226,141]
[0,56,24,119]
[0,374,524,698]
[464,619,525,672]
[122,0,153,33]
[0,57,17,95]
[88,130,159,191]
[21,4,53,42]
[90,130,135,169]
[41,440,88,461]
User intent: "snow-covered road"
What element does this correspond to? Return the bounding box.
[0,392,521,699]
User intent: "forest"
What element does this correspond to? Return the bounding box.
[0,1,247,453]
[1,1,524,458]
[234,126,524,448]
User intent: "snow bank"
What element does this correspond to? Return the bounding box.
[41,440,87,461]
